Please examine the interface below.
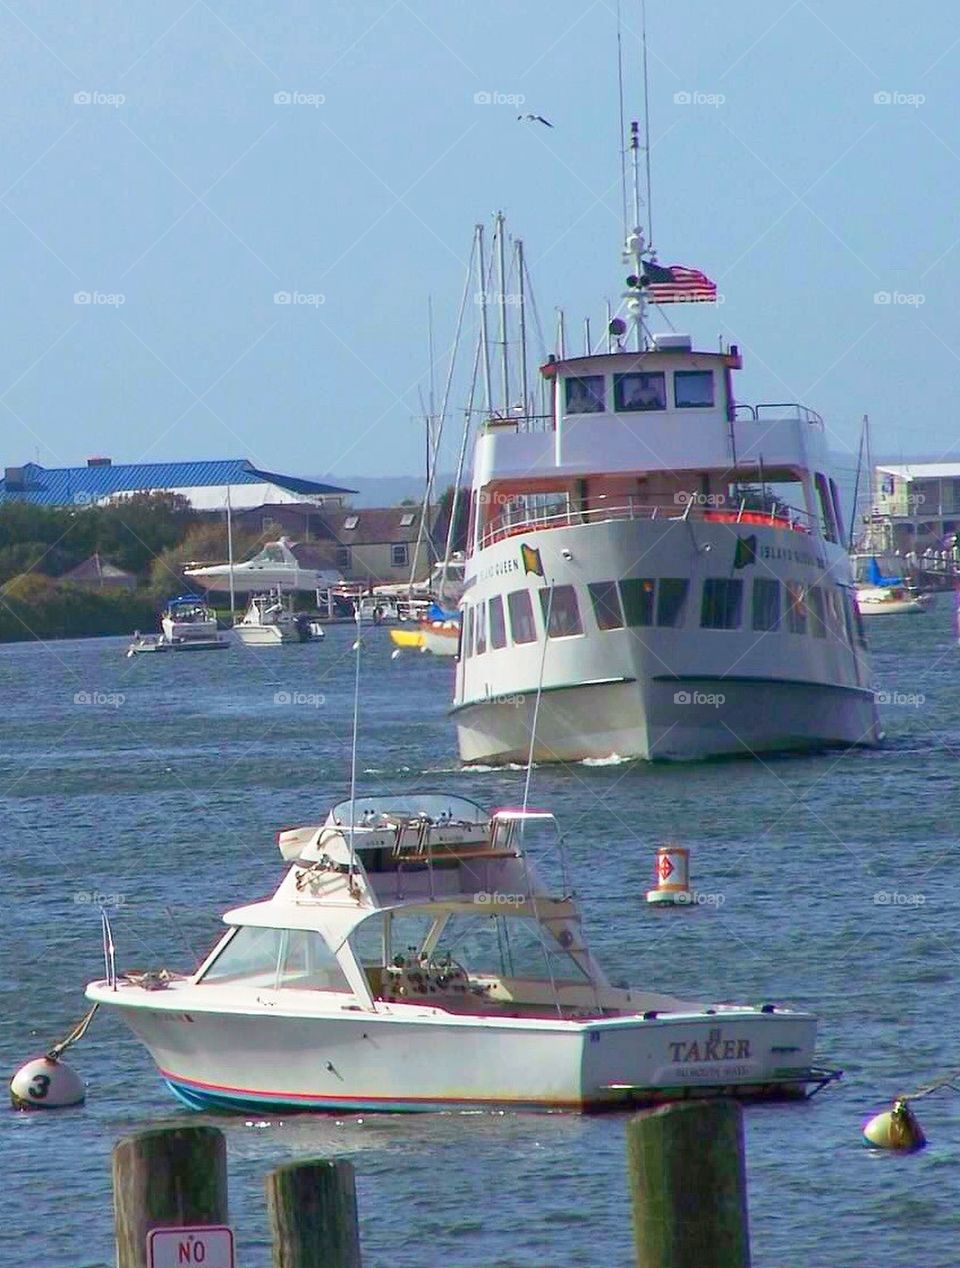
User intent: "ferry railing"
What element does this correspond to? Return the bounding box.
[754,402,825,428]
[478,497,818,549]
[732,403,824,428]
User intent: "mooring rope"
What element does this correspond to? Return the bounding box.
[46,1003,99,1061]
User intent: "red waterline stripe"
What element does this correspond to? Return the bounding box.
[158,1068,583,1108]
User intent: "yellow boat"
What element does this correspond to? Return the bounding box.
[389,627,424,649]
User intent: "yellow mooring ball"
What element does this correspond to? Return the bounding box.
[10,1056,85,1110]
[862,1098,926,1151]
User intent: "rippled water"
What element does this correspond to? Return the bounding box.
[2,611,959,1267]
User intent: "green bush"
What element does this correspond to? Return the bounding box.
[0,578,158,642]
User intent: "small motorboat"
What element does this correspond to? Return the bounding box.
[234,591,317,646]
[161,595,221,645]
[126,596,229,656]
[86,792,835,1113]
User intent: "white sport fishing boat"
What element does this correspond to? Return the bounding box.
[234,590,317,646]
[85,792,834,1113]
[452,175,879,762]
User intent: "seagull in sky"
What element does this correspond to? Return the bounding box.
[518,113,553,127]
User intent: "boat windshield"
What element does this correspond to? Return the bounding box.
[351,910,589,984]
[197,926,352,993]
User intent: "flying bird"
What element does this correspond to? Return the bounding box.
[518,113,553,127]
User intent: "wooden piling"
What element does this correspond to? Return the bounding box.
[113,1125,228,1268]
[626,1100,750,1268]
[266,1158,362,1267]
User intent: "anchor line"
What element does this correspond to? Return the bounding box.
[46,1002,99,1061]
[901,1067,960,1102]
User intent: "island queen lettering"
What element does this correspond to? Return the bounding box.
[669,1027,750,1064]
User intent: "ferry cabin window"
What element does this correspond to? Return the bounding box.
[785,581,807,634]
[657,578,689,627]
[674,371,715,408]
[701,579,743,630]
[539,585,584,637]
[814,473,838,543]
[618,578,655,626]
[198,926,351,993]
[824,588,846,643]
[564,375,605,414]
[614,372,666,412]
[475,601,487,655]
[488,595,508,649]
[751,578,780,631]
[507,589,538,644]
[463,605,474,658]
[588,581,625,630]
[807,585,827,638]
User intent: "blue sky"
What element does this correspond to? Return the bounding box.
[1,0,958,484]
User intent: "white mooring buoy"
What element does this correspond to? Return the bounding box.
[10,1055,86,1110]
[646,844,692,905]
[862,1098,927,1151]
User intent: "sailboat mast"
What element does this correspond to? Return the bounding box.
[476,223,493,416]
[517,238,529,416]
[848,414,867,553]
[496,211,510,413]
[426,297,436,562]
[225,485,235,618]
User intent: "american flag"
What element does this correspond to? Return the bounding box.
[641,261,717,304]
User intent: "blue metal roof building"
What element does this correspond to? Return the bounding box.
[0,458,354,510]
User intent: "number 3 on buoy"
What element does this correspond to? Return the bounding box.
[9,1057,85,1109]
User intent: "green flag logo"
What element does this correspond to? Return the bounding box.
[733,534,757,570]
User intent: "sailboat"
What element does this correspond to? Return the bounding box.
[855,558,930,616]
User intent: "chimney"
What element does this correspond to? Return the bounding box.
[4,466,25,490]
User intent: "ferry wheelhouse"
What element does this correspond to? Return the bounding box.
[453,241,880,762]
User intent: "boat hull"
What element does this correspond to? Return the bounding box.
[86,983,820,1113]
[856,599,928,615]
[455,675,880,764]
[234,625,301,645]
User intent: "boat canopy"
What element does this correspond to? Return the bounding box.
[329,792,489,826]
[865,556,903,586]
[222,893,581,942]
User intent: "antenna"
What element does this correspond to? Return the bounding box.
[640,0,654,249]
[616,0,629,239]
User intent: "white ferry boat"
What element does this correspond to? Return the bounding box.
[452,219,880,763]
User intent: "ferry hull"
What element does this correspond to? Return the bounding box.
[85,983,819,1113]
[456,676,881,764]
[455,516,881,765]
